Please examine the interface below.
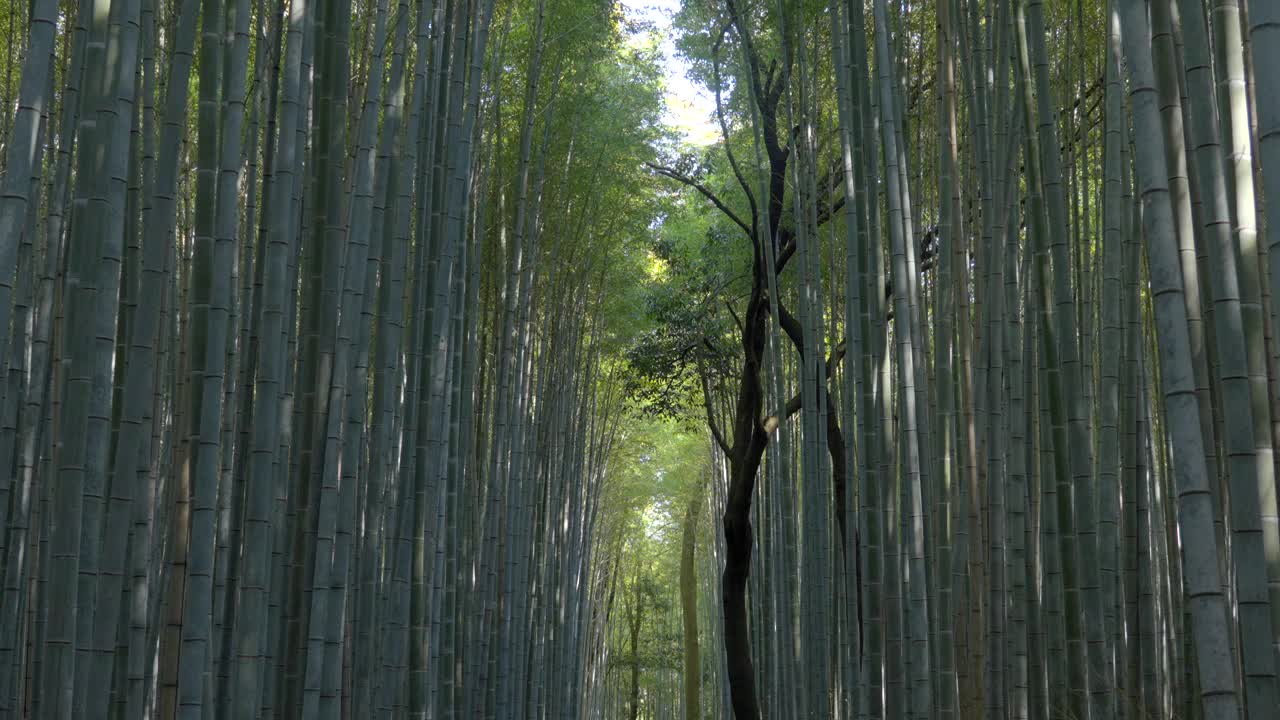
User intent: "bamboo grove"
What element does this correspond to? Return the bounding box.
[0,0,676,716]
[630,0,1280,718]
[5,0,1280,718]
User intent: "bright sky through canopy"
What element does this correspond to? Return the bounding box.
[622,0,719,145]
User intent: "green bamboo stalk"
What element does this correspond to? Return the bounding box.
[1117,2,1242,716]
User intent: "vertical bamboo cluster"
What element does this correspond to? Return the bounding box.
[812,0,1280,717]
[648,0,1280,718]
[11,0,1280,717]
[0,0,668,717]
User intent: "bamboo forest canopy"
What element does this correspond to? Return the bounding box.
[5,0,1280,717]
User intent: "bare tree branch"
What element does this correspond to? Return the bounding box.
[774,299,847,376]
[758,313,847,435]
[712,26,760,250]
[700,363,731,455]
[725,300,745,334]
[761,392,803,434]
[723,0,767,112]
[774,191,847,274]
[645,161,754,239]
